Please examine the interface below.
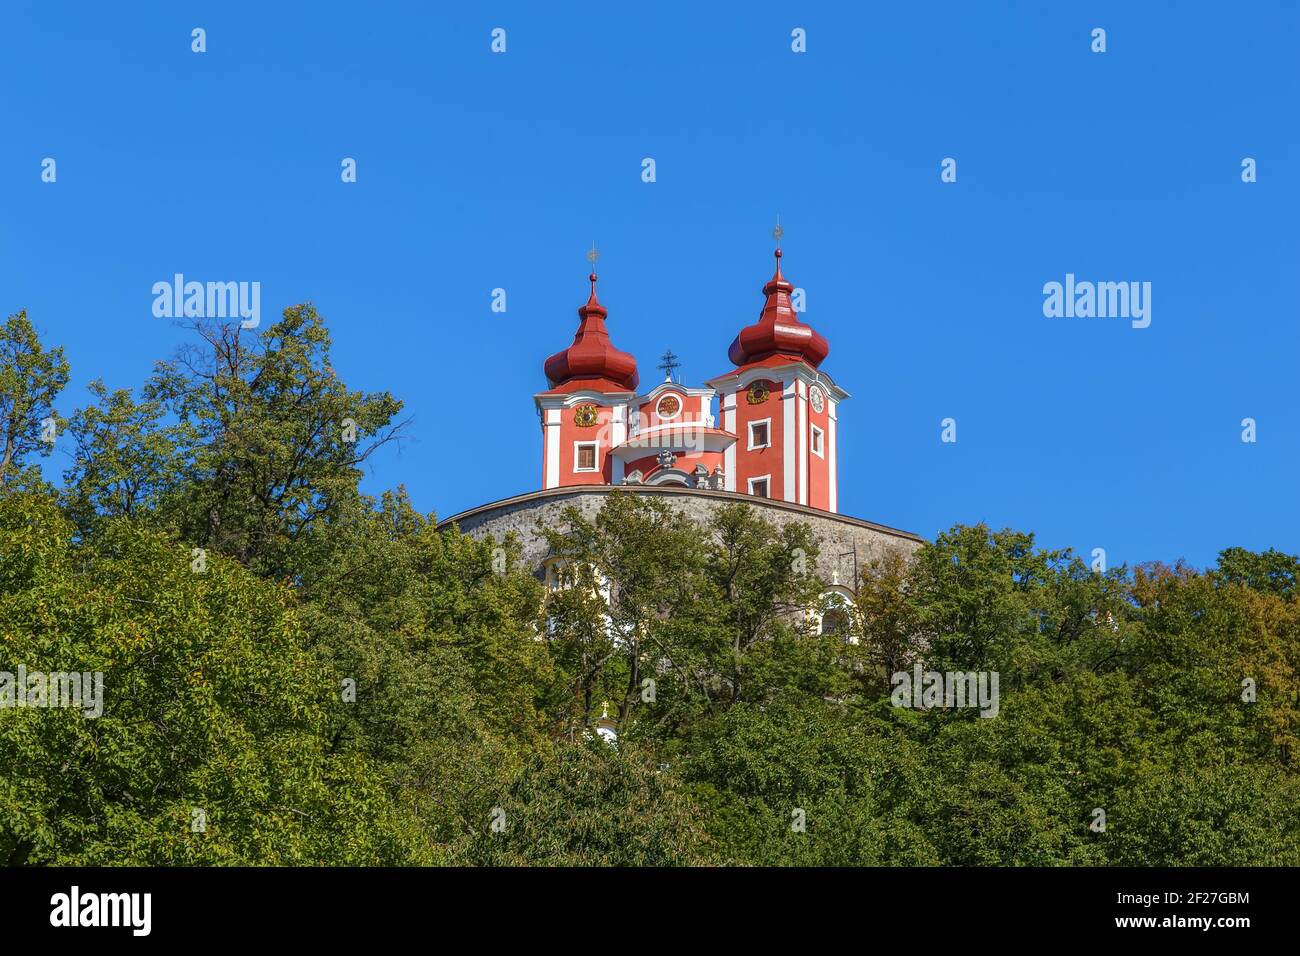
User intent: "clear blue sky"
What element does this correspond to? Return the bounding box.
[2,1,1296,570]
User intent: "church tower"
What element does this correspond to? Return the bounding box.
[535,270,640,488]
[705,247,847,512]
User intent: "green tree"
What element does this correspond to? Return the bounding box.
[10,299,1300,868]
[0,310,69,490]
[463,739,713,866]
[141,306,407,573]
[539,493,831,740]
[1214,546,1300,599]
[61,379,194,533]
[0,493,416,865]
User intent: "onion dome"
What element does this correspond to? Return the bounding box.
[727,249,829,368]
[544,273,640,391]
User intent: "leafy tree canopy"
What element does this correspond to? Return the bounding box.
[3,307,1297,865]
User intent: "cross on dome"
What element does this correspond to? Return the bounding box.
[726,244,830,368]
[541,251,639,392]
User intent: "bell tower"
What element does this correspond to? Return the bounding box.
[705,244,847,512]
[534,260,640,489]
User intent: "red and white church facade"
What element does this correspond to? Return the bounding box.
[443,244,922,608]
[537,248,848,513]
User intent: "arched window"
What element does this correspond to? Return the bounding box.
[820,607,850,636]
[817,589,858,644]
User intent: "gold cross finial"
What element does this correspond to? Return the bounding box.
[773,216,784,244]
[586,242,600,294]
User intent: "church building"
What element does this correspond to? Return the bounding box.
[536,247,845,512]
[442,243,922,603]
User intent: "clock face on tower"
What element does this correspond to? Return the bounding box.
[809,386,825,414]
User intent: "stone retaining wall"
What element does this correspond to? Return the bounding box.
[439,486,924,589]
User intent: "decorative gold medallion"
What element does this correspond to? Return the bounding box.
[573,403,599,427]
[656,394,681,418]
[746,381,770,405]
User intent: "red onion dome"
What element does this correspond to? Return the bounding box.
[544,273,640,391]
[727,249,829,368]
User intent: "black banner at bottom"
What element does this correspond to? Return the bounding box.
[0,866,1277,941]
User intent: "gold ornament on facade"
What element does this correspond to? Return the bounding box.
[746,381,770,405]
[574,403,599,427]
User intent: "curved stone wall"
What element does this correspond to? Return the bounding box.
[438,486,924,590]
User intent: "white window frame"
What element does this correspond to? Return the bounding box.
[573,441,600,472]
[747,474,772,498]
[810,424,824,458]
[748,418,772,450]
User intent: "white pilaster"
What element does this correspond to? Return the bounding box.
[782,378,796,502]
[611,403,627,484]
[722,391,737,491]
[796,379,808,505]
[827,399,838,513]
[545,408,561,489]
